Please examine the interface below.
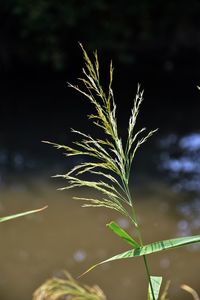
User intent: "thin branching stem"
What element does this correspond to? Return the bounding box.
[47,44,157,300]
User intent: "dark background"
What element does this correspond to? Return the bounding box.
[0,0,200,178]
[0,3,200,299]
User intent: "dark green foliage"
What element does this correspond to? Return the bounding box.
[1,0,200,71]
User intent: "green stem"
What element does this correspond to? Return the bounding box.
[121,177,156,300]
[130,206,156,300]
[143,255,155,300]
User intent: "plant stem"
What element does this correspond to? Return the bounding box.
[122,179,155,299]
[131,206,156,300]
[143,255,155,300]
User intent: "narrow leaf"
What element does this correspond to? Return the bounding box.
[181,284,200,300]
[148,276,162,300]
[0,206,48,223]
[80,235,200,276]
[160,280,171,300]
[107,221,140,248]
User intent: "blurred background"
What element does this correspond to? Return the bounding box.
[0,1,200,299]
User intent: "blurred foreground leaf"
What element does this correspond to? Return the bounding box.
[33,271,106,300]
[0,206,48,223]
[148,276,162,300]
[181,284,200,300]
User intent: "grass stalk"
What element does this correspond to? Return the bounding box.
[130,205,156,300]
[143,256,155,300]
[45,46,200,300]
[46,44,158,300]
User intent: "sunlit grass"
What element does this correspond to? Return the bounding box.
[33,271,106,300]
[44,45,200,300]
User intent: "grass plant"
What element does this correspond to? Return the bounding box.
[44,44,200,299]
[33,271,106,300]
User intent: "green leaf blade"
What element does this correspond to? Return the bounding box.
[107,221,140,248]
[137,235,200,256]
[0,206,48,223]
[81,235,200,275]
[148,276,162,300]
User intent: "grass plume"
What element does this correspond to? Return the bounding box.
[43,44,158,299]
[43,43,157,224]
[33,271,106,300]
[43,45,200,300]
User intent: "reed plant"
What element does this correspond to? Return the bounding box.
[33,271,106,300]
[33,272,200,300]
[44,45,200,299]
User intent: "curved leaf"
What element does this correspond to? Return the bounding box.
[79,235,200,276]
[181,284,200,300]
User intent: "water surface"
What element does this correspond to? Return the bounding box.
[0,177,199,300]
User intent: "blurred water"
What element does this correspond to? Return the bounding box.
[0,181,199,299]
[0,129,200,299]
[159,132,200,192]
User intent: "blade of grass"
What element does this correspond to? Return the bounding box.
[0,206,48,223]
[160,280,171,300]
[79,235,200,277]
[181,284,200,300]
[148,276,162,300]
[107,221,140,248]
